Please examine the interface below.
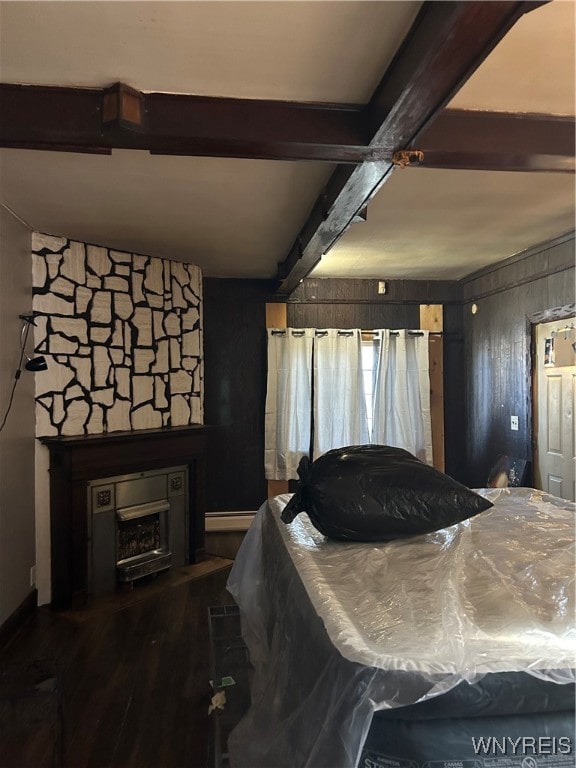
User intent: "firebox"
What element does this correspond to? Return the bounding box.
[87,465,188,594]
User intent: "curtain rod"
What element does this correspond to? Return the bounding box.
[270,329,427,337]
[363,330,425,337]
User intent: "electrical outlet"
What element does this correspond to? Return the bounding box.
[378,281,387,295]
[510,415,519,431]
[30,565,36,588]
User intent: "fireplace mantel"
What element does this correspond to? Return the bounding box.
[41,425,211,609]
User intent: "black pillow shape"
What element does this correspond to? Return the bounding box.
[281,444,493,541]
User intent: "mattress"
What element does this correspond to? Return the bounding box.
[227,488,575,768]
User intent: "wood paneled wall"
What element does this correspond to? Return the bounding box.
[204,244,574,513]
[287,279,464,480]
[203,279,277,512]
[443,302,466,482]
[461,233,575,487]
[203,277,465,511]
[287,300,418,329]
[288,278,459,329]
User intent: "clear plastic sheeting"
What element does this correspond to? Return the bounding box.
[227,488,575,768]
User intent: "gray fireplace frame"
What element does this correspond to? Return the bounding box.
[87,465,189,595]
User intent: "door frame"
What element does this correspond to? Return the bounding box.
[527,302,576,487]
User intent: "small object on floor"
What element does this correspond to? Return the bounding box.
[207,604,252,768]
[487,455,529,488]
[208,690,227,714]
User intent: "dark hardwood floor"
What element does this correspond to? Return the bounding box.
[0,561,235,768]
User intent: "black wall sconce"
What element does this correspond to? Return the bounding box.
[0,313,47,433]
[19,314,47,371]
[25,355,48,372]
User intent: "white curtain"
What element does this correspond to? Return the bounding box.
[372,329,433,464]
[313,329,369,459]
[264,328,314,480]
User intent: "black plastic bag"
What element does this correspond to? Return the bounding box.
[281,445,493,541]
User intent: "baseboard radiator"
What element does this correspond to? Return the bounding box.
[205,513,255,533]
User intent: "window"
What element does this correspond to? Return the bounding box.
[265,328,432,480]
[361,338,377,440]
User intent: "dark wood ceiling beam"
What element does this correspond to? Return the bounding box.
[0,83,378,163]
[418,110,575,156]
[3,81,569,172]
[274,0,551,294]
[145,93,371,163]
[410,109,575,173]
[0,85,112,154]
[365,2,550,149]
[411,150,575,174]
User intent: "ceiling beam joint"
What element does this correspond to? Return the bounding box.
[273,0,552,295]
[102,82,147,134]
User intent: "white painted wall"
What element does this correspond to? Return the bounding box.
[35,442,50,605]
[0,207,35,624]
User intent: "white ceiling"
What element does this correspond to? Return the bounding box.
[315,168,575,280]
[0,1,421,101]
[0,149,334,278]
[0,1,574,282]
[449,0,575,115]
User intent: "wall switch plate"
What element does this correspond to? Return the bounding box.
[510,415,519,431]
[378,281,387,295]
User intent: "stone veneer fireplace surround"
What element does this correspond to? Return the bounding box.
[30,233,206,605]
[42,425,210,609]
[32,232,203,436]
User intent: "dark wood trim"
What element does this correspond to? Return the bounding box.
[525,304,575,491]
[462,262,574,304]
[462,230,575,284]
[40,423,210,453]
[0,589,37,653]
[41,425,211,610]
[274,1,541,294]
[527,303,576,325]
[287,298,464,306]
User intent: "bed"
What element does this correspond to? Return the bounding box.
[226,487,575,768]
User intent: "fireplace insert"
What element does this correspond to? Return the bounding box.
[87,465,188,594]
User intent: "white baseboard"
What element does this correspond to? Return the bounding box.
[205,513,255,532]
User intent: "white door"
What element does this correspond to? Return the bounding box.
[533,318,576,501]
